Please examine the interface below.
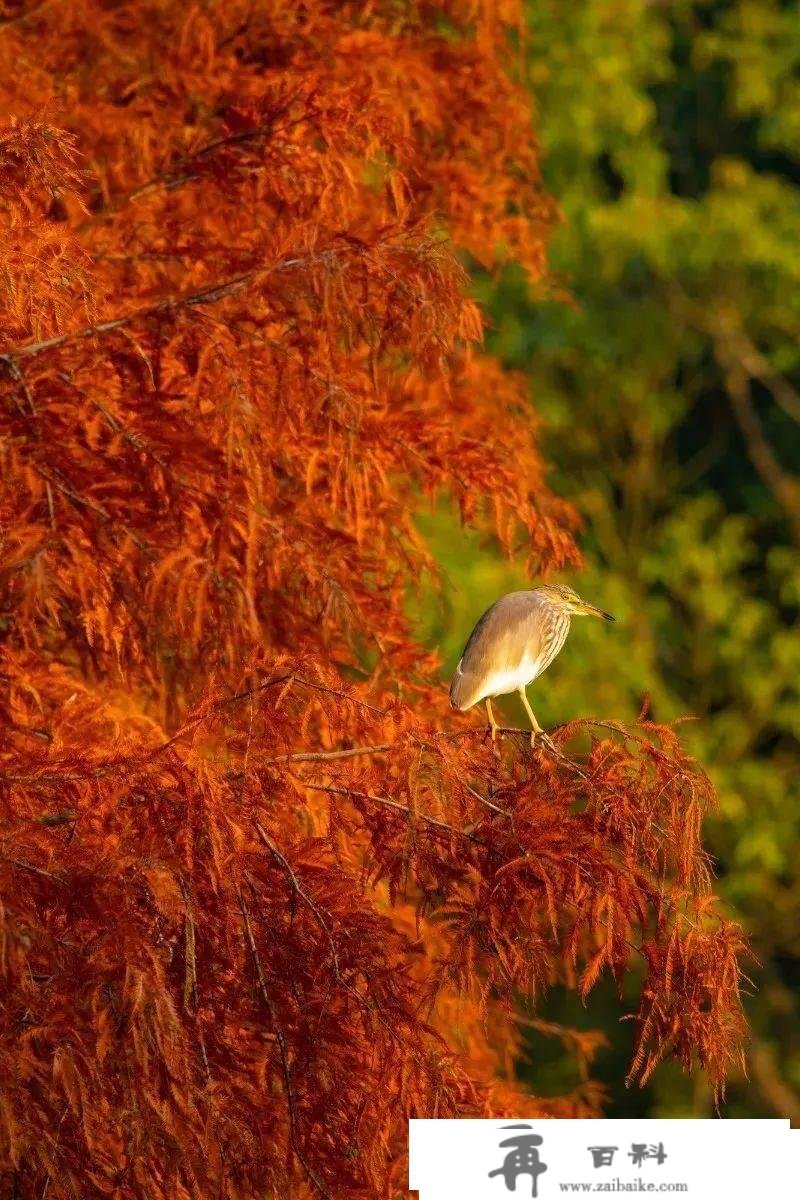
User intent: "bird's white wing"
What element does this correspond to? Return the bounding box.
[449,592,547,710]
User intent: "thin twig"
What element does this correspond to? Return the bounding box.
[245,849,419,1080]
[0,854,63,882]
[4,273,254,361]
[255,822,341,979]
[179,878,197,1015]
[298,780,484,844]
[89,393,216,501]
[265,742,394,765]
[457,723,592,781]
[236,886,331,1200]
[462,780,510,817]
[0,353,37,415]
[33,463,153,556]
[292,676,385,716]
[44,480,55,527]
[87,104,313,219]
[151,674,295,752]
[224,673,386,717]
[3,247,355,364]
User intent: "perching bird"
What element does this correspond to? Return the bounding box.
[449,584,614,745]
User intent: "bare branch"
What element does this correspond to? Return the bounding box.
[264,742,394,765]
[718,357,800,544]
[712,318,800,425]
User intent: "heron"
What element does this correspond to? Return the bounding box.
[449,584,614,746]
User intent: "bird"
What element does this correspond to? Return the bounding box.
[449,583,614,746]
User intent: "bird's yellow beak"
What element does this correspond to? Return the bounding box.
[572,600,615,622]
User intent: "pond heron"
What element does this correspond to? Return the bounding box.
[449,584,615,745]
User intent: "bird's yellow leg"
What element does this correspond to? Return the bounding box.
[518,688,554,750]
[485,697,499,742]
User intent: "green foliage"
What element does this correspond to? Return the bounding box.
[414,0,800,1117]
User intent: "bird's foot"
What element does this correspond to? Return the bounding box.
[531,729,556,754]
[482,720,501,748]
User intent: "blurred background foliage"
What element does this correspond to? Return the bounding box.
[412,0,800,1118]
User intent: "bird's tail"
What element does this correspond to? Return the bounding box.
[449,664,478,711]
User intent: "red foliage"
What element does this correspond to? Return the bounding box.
[0,4,746,1199]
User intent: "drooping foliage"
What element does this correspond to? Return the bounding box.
[419,0,797,1120]
[0,3,745,1198]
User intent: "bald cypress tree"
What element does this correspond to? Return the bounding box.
[1,4,745,1197]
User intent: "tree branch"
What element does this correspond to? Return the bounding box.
[712,318,800,425]
[677,295,800,543]
[87,102,314,220]
[264,742,394,765]
[4,273,254,361]
[297,779,484,844]
[0,854,64,882]
[719,357,800,544]
[749,1040,800,1126]
[3,247,356,365]
[236,886,332,1200]
[255,822,342,980]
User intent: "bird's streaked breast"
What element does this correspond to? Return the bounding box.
[488,607,569,696]
[449,590,573,708]
[536,608,570,676]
